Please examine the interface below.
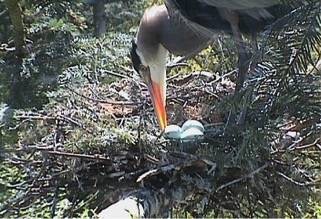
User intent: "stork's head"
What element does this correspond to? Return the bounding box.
[130,39,168,130]
[130,5,170,130]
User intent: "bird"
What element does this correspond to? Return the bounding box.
[130,0,294,130]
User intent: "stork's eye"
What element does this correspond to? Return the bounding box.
[139,64,149,72]
[138,64,151,83]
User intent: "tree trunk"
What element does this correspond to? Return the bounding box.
[98,157,215,218]
[93,0,107,38]
[98,186,191,218]
[4,0,26,57]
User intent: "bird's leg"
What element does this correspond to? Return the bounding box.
[220,9,250,92]
[232,28,250,126]
[230,23,250,93]
[230,18,252,127]
[249,32,259,74]
[220,10,252,127]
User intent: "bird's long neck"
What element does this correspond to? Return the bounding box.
[148,44,168,105]
[148,44,167,81]
[135,5,169,104]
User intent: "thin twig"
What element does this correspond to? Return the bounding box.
[291,138,320,150]
[209,69,237,85]
[216,163,269,192]
[0,9,8,17]
[166,62,189,69]
[66,86,142,106]
[276,171,317,187]
[43,150,112,162]
[101,69,129,79]
[15,115,56,120]
[58,115,93,133]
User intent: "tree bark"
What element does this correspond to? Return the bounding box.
[98,186,191,218]
[98,157,216,218]
[4,0,26,57]
[93,0,107,38]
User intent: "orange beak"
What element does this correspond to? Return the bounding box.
[147,81,167,130]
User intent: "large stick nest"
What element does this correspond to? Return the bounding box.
[1,67,320,217]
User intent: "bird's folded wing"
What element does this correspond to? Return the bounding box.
[200,0,280,10]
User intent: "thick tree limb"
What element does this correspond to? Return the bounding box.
[98,186,192,218]
[4,0,26,57]
[92,0,107,38]
[98,157,215,218]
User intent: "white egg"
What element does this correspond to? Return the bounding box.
[181,120,205,132]
[163,125,181,139]
[180,127,204,140]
